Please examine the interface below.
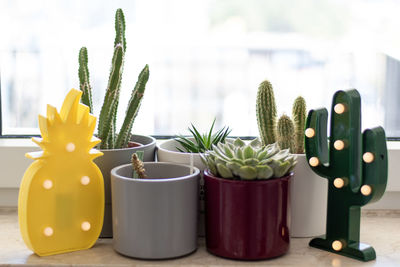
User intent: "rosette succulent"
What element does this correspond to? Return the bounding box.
[201,138,297,180]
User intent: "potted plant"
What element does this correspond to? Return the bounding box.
[202,138,296,260]
[256,80,327,237]
[111,153,199,259]
[78,8,156,237]
[157,119,230,236]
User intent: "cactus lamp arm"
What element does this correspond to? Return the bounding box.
[305,108,331,178]
[356,127,388,205]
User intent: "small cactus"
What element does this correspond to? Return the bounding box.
[78,8,149,149]
[201,138,297,180]
[256,81,277,146]
[256,79,307,154]
[131,151,147,179]
[292,96,306,154]
[277,114,295,153]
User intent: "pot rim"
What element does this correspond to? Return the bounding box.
[157,138,202,156]
[203,169,293,184]
[100,134,156,152]
[111,162,200,183]
[157,137,235,156]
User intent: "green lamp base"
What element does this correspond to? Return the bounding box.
[309,236,376,262]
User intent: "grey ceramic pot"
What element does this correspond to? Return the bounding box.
[111,162,199,259]
[95,134,156,238]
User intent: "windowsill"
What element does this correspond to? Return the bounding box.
[1,208,399,266]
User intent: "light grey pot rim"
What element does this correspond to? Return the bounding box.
[111,162,200,183]
[99,134,156,152]
[158,138,201,156]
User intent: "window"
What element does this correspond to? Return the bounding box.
[1,0,400,138]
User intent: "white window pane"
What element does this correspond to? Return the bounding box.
[1,0,399,137]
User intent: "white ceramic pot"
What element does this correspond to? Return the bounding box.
[290,154,327,237]
[157,138,206,236]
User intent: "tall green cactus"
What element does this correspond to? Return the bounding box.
[115,65,149,148]
[292,96,306,154]
[305,89,388,261]
[78,47,93,113]
[256,80,277,146]
[277,114,295,153]
[78,9,150,149]
[98,44,124,149]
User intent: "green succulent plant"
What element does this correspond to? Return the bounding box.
[201,138,297,180]
[78,9,149,149]
[175,119,231,153]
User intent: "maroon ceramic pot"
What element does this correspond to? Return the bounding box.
[204,169,292,260]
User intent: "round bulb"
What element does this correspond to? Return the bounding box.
[43,227,54,237]
[305,128,315,138]
[333,178,344,189]
[334,103,346,114]
[361,185,372,196]
[66,142,76,152]
[81,176,90,185]
[363,152,374,163]
[43,179,53,190]
[332,240,343,251]
[309,157,319,167]
[81,221,91,231]
[334,140,345,151]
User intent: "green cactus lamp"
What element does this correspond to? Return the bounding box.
[304,89,388,261]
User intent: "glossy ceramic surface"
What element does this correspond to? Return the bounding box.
[204,170,292,260]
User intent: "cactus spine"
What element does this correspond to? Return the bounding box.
[293,96,306,154]
[256,80,277,146]
[78,9,149,149]
[305,89,388,261]
[78,47,93,113]
[277,114,295,153]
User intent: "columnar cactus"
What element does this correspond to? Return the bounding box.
[201,138,297,180]
[305,89,388,261]
[78,47,93,113]
[78,8,149,149]
[277,115,295,153]
[292,96,306,154]
[256,80,307,153]
[256,81,277,146]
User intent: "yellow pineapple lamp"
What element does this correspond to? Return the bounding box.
[18,89,104,256]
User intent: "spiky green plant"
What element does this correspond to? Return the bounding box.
[78,8,149,149]
[256,79,307,153]
[293,96,306,154]
[201,138,297,180]
[256,80,277,146]
[175,119,231,153]
[277,114,295,153]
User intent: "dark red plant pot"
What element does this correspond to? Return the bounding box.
[204,169,292,260]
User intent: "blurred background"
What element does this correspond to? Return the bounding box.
[0,0,399,137]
